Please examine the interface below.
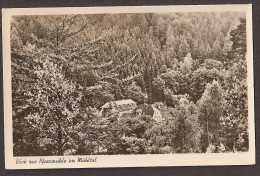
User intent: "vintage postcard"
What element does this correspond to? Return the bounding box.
[2,4,255,169]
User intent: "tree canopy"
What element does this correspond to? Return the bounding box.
[11,12,248,155]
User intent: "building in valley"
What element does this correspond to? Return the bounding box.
[101,99,164,122]
[101,99,137,117]
[132,104,164,122]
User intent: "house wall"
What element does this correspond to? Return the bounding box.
[151,105,163,122]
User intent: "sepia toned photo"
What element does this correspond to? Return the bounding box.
[3,5,254,169]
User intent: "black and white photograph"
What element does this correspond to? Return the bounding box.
[2,5,255,169]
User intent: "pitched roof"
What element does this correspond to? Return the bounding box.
[114,99,136,106]
[101,99,136,109]
[101,102,112,109]
[151,105,160,113]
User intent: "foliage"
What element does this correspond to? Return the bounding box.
[197,80,224,152]
[11,13,248,155]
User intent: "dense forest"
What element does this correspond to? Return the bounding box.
[11,12,248,156]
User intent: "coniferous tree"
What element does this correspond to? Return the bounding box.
[198,80,224,152]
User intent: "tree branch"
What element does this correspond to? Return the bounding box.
[11,63,34,73]
[109,53,138,73]
[122,73,141,82]
[57,15,67,41]
[89,61,113,69]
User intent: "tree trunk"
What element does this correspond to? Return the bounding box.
[206,120,210,146]
[58,123,63,156]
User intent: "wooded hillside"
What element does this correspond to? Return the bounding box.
[11,12,248,155]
